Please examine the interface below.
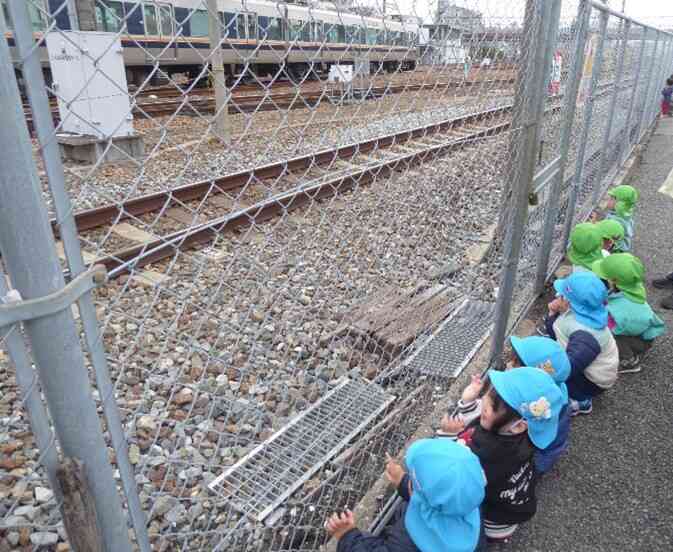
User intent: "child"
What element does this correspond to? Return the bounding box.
[662,78,673,117]
[509,336,571,474]
[545,272,619,415]
[605,184,639,253]
[596,218,625,256]
[592,253,665,373]
[447,337,571,475]
[440,367,564,542]
[325,438,486,552]
[566,222,604,272]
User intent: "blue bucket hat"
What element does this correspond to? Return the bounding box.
[553,271,608,329]
[404,439,485,552]
[510,335,570,402]
[489,367,565,449]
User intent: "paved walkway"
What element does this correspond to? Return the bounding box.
[509,119,673,551]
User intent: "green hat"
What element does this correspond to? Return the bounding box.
[591,253,647,303]
[567,223,603,270]
[596,219,625,241]
[608,185,639,218]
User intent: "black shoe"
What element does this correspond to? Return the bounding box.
[652,273,673,289]
[618,355,643,374]
[661,294,673,310]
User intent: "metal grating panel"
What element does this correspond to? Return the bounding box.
[208,378,395,522]
[405,299,495,379]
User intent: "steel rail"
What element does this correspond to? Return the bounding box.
[52,104,514,235]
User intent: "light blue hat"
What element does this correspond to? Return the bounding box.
[489,367,566,449]
[404,439,485,552]
[510,335,570,402]
[553,271,608,329]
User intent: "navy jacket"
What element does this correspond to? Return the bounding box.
[545,314,601,373]
[337,475,419,552]
[545,313,604,399]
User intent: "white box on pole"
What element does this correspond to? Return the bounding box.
[46,31,134,138]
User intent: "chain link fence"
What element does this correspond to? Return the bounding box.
[0,0,671,550]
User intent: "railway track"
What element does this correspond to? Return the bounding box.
[56,103,517,277]
[26,78,516,131]
[52,80,620,279]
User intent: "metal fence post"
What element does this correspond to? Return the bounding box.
[561,7,609,247]
[534,0,591,294]
[642,33,663,132]
[654,37,673,122]
[636,32,660,141]
[490,0,560,366]
[619,26,648,165]
[534,0,563,157]
[593,18,630,202]
[6,0,152,549]
[648,34,670,128]
[0,14,133,552]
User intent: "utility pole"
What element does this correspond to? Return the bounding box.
[207,0,230,142]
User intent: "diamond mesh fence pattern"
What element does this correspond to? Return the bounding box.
[1,0,672,550]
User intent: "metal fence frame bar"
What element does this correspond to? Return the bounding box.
[588,0,673,35]
[654,37,673,124]
[637,32,661,142]
[0,269,63,504]
[562,7,609,248]
[534,0,591,293]
[7,1,152,549]
[619,27,648,166]
[490,0,561,366]
[593,18,630,203]
[0,9,133,552]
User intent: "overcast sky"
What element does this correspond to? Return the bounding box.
[371,0,673,27]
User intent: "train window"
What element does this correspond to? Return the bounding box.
[366,28,377,45]
[96,1,124,33]
[29,1,48,31]
[289,20,311,42]
[222,12,238,39]
[158,3,173,36]
[247,13,256,40]
[1,0,11,30]
[288,19,300,42]
[143,3,158,35]
[325,23,337,43]
[312,21,323,42]
[336,24,345,43]
[190,9,209,37]
[236,12,246,39]
[258,16,282,41]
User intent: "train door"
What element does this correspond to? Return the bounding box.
[143,1,177,62]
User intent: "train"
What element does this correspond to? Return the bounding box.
[2,0,420,86]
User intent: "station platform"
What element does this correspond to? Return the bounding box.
[509,118,673,550]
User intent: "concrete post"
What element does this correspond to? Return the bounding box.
[208,0,230,142]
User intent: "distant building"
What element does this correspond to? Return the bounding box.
[419,2,484,65]
[436,1,484,32]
